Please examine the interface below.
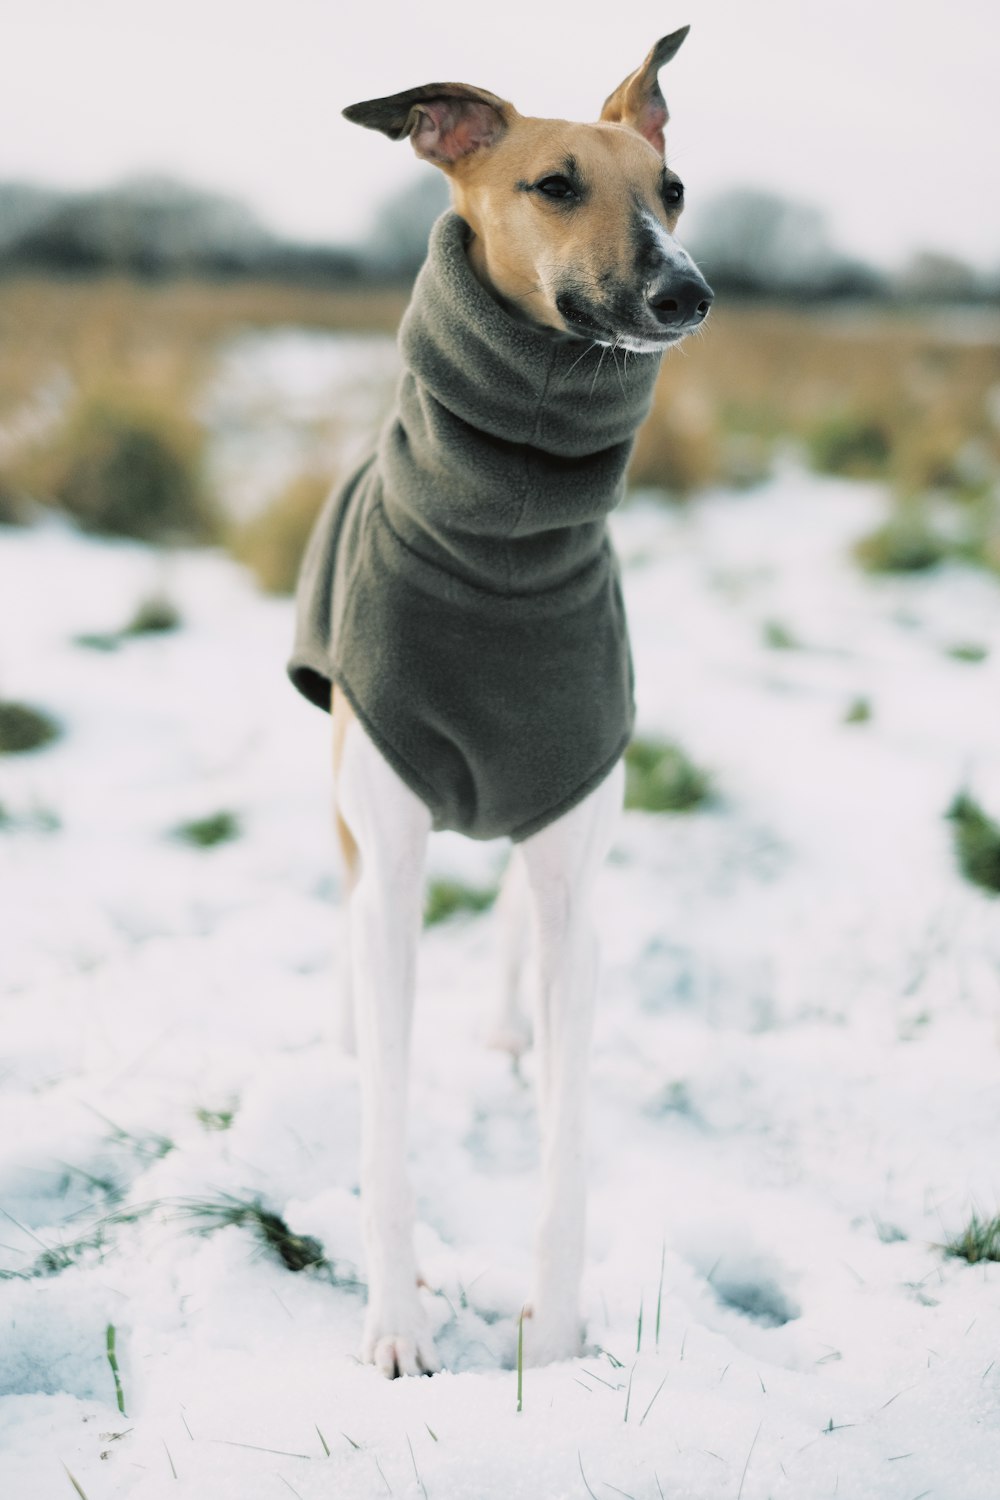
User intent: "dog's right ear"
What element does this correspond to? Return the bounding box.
[343,83,513,169]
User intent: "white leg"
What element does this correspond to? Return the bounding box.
[519,761,624,1365]
[335,892,356,1056]
[335,718,439,1377]
[487,853,533,1057]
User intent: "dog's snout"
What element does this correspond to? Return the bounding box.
[647,274,714,328]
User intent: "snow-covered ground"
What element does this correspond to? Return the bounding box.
[2,446,1000,1498]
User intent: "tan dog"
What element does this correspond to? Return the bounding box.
[328,28,711,1378]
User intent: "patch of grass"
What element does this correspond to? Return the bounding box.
[947,642,988,663]
[943,1211,1000,1264]
[844,696,872,724]
[624,737,712,814]
[0,700,61,754]
[122,594,181,635]
[0,1204,157,1282]
[808,411,892,477]
[762,618,800,651]
[18,388,217,544]
[171,809,241,848]
[853,505,949,573]
[73,631,121,652]
[424,878,497,927]
[73,594,182,654]
[230,470,332,595]
[88,1109,174,1163]
[195,1106,235,1132]
[177,1193,361,1284]
[946,792,1000,895]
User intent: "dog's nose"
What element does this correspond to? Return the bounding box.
[647,274,714,328]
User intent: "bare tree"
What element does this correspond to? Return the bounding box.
[687,188,839,294]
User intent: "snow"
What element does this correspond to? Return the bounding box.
[2,438,1000,1497]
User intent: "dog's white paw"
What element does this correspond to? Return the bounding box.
[361,1296,440,1378]
[520,1300,583,1367]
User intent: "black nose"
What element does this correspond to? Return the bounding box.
[647,273,714,328]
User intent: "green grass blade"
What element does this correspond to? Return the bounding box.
[106,1322,126,1415]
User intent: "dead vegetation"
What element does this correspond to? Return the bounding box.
[0,279,997,582]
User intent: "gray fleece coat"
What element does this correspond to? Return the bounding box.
[289,211,661,841]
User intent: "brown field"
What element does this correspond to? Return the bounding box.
[1,276,997,576]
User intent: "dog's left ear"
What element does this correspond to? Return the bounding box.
[599,27,689,155]
[343,82,513,168]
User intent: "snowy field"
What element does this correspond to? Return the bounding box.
[2,428,1000,1497]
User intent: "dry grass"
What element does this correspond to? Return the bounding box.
[1,279,997,577]
[231,470,333,595]
[632,305,1000,506]
[0,276,405,416]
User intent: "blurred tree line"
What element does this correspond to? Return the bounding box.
[0,171,996,305]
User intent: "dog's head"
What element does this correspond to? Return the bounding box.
[344,29,713,353]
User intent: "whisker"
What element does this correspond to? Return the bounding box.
[505,283,545,303]
[561,339,601,385]
[610,338,627,397]
[588,343,609,397]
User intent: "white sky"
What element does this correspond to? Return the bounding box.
[3,0,998,269]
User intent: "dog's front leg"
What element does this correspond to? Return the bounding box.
[335,716,438,1377]
[519,761,625,1365]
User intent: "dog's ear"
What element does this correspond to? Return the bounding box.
[599,27,689,155]
[343,83,513,168]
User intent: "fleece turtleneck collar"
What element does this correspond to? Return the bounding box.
[399,211,660,459]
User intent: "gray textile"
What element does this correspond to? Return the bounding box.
[289,211,661,841]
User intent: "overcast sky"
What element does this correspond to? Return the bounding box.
[3,0,997,269]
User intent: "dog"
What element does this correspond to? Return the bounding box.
[288,26,712,1378]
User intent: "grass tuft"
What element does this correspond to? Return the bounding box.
[808,411,892,477]
[0,1203,157,1282]
[176,1193,361,1284]
[424,878,497,927]
[18,388,217,544]
[946,793,1000,896]
[943,1212,1000,1264]
[947,642,988,663]
[75,594,182,653]
[122,594,182,636]
[761,619,800,651]
[854,505,949,574]
[195,1106,235,1132]
[0,700,61,754]
[624,737,712,814]
[171,810,241,848]
[844,696,872,724]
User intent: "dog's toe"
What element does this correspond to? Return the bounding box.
[363,1304,441,1379]
[369,1334,440,1378]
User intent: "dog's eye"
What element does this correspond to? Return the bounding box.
[535,175,577,201]
[663,179,685,206]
